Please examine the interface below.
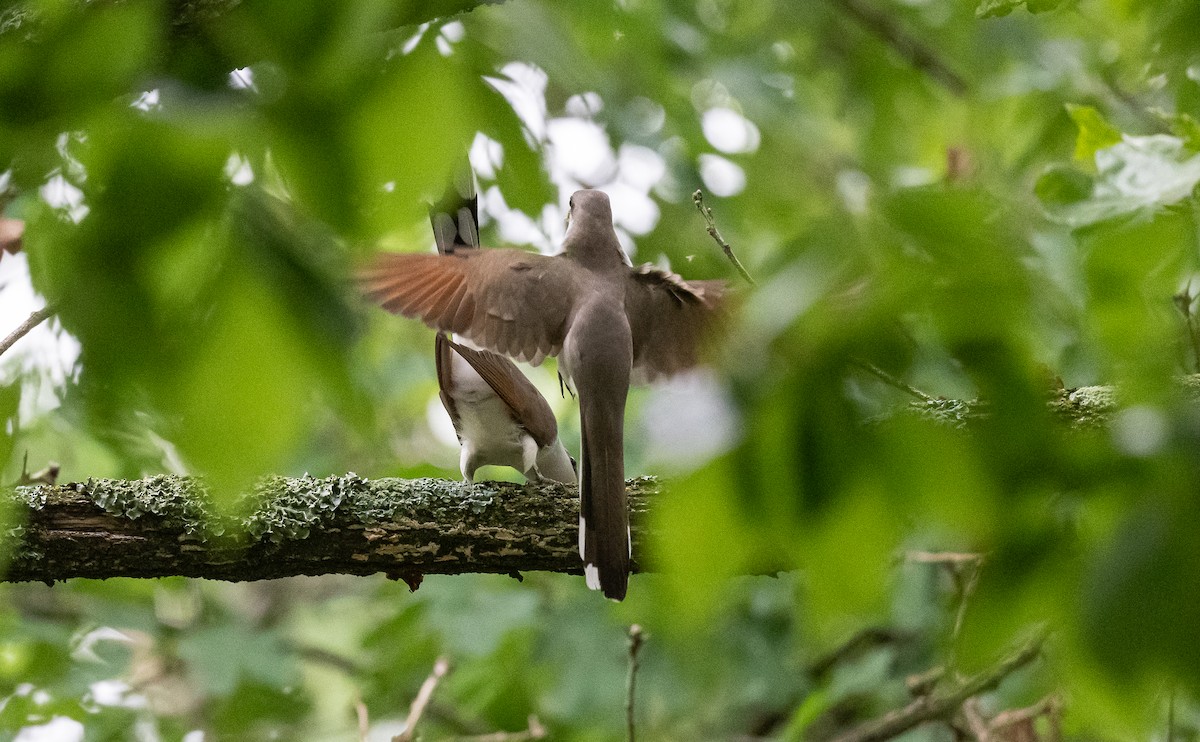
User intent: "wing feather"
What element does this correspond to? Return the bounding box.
[624,265,728,382]
[357,249,578,364]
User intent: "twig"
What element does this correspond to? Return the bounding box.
[394,656,451,742]
[905,666,945,698]
[853,359,934,402]
[691,189,756,286]
[809,626,911,680]
[1174,287,1200,374]
[950,559,982,644]
[0,305,54,359]
[627,624,646,742]
[831,631,1047,742]
[961,698,990,741]
[287,642,365,676]
[832,0,968,96]
[989,693,1060,732]
[13,451,60,487]
[907,550,984,652]
[905,551,983,566]
[355,696,371,742]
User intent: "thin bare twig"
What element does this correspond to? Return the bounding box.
[355,696,370,742]
[905,551,983,566]
[854,359,934,403]
[1174,287,1200,374]
[831,631,1047,742]
[961,698,991,741]
[809,626,911,680]
[692,189,756,286]
[906,550,985,653]
[13,451,59,487]
[627,624,646,742]
[950,560,982,644]
[394,656,451,742]
[990,693,1061,731]
[832,0,968,96]
[905,666,945,698]
[0,305,54,359]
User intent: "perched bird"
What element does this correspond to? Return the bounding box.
[434,333,576,483]
[359,190,725,600]
[425,172,577,485]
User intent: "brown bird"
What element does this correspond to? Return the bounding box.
[426,172,576,484]
[359,190,725,599]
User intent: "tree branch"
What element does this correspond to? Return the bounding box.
[832,0,968,96]
[0,475,657,584]
[831,631,1047,742]
[0,379,1185,585]
[396,656,451,742]
[0,305,54,359]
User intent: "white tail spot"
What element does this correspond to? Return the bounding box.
[584,563,601,591]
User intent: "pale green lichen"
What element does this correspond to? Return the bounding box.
[82,475,212,533]
[11,485,47,510]
[350,477,504,523]
[1054,386,1118,429]
[244,473,368,542]
[911,398,987,429]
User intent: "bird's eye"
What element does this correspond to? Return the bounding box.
[569,197,575,209]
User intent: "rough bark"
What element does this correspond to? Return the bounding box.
[0,475,656,585]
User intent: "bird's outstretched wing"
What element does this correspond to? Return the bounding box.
[624,264,728,382]
[358,249,579,365]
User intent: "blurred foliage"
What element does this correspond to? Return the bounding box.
[1,0,1200,738]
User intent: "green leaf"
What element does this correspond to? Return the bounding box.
[976,0,1024,18]
[179,623,295,696]
[1083,501,1200,681]
[977,0,1067,17]
[1066,104,1122,165]
[0,2,162,132]
[0,381,18,480]
[1043,134,1200,227]
[1150,108,1200,151]
[1034,164,1093,206]
[1025,0,1069,12]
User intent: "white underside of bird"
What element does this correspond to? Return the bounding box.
[450,336,575,483]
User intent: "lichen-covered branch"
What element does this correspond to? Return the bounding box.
[2,376,1191,585]
[0,475,657,585]
[908,376,1200,429]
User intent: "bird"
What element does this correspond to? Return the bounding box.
[434,332,577,483]
[425,171,577,485]
[359,189,726,600]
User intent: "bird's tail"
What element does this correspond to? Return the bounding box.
[578,394,630,600]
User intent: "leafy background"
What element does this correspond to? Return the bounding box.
[2,0,1200,738]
